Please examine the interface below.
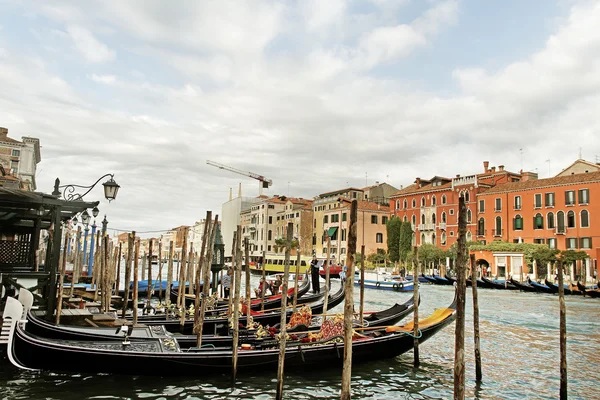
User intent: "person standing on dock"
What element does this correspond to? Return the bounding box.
[310,255,320,294]
[222,267,232,298]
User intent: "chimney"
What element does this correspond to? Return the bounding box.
[415,177,421,189]
[0,127,7,138]
[498,165,504,171]
[521,171,539,182]
[456,174,460,178]
[483,161,489,173]
[491,166,496,173]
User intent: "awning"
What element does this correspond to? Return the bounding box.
[326,227,338,238]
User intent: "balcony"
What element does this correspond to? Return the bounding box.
[556,227,566,235]
[477,230,486,237]
[492,229,503,237]
[438,222,447,230]
[418,223,435,231]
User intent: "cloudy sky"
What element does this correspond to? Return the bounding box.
[1,0,599,236]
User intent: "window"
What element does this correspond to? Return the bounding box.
[514,196,521,210]
[477,218,485,236]
[395,200,400,210]
[450,209,455,216]
[340,248,346,254]
[441,233,447,245]
[547,238,557,249]
[331,214,339,223]
[578,189,589,204]
[466,231,472,241]
[403,215,407,222]
[534,194,542,208]
[421,214,426,224]
[432,196,437,206]
[514,215,523,230]
[545,192,555,207]
[450,231,455,237]
[371,215,378,224]
[403,199,408,209]
[412,215,416,225]
[382,216,388,224]
[432,214,436,224]
[376,233,383,243]
[567,210,575,228]
[442,195,447,204]
[479,199,485,213]
[341,229,347,241]
[312,234,316,245]
[421,233,426,244]
[412,199,416,208]
[565,190,575,206]
[441,212,447,223]
[495,216,502,236]
[342,213,347,222]
[324,215,329,224]
[267,230,272,241]
[547,212,555,229]
[464,191,470,202]
[533,238,545,244]
[467,209,472,223]
[421,197,426,207]
[10,160,18,170]
[12,149,21,156]
[269,216,273,224]
[432,233,436,245]
[566,237,577,249]
[534,213,543,230]
[495,198,502,211]
[557,211,565,233]
[580,237,592,249]
[314,219,316,228]
[581,210,589,228]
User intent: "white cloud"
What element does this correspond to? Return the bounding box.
[67,25,115,63]
[302,0,347,31]
[90,74,116,84]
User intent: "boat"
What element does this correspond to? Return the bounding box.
[444,274,456,284]
[576,282,600,298]
[128,281,345,335]
[3,293,456,375]
[481,277,518,290]
[319,264,343,279]
[248,254,313,275]
[509,278,537,293]
[420,274,437,284]
[544,279,573,295]
[353,277,414,292]
[432,275,453,286]
[405,275,431,284]
[528,280,554,294]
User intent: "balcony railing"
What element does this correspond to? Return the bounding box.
[438,222,447,230]
[477,230,486,237]
[418,223,435,231]
[492,229,503,237]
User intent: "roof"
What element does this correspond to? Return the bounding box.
[336,199,389,212]
[390,181,453,198]
[318,187,364,197]
[556,159,600,176]
[479,170,600,195]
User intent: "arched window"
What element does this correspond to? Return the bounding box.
[403,215,408,222]
[514,214,523,230]
[421,214,426,224]
[581,209,589,228]
[533,213,543,230]
[441,232,447,245]
[557,211,565,233]
[403,199,408,209]
[495,216,502,236]
[465,191,470,202]
[467,209,472,223]
[514,195,522,210]
[478,218,485,236]
[376,233,383,243]
[395,200,400,210]
[442,194,447,204]
[421,233,426,245]
[268,230,272,240]
[432,233,436,245]
[412,233,416,246]
[567,210,576,228]
[421,197,426,207]
[432,213,437,224]
[412,199,416,208]
[412,215,416,225]
[547,212,555,229]
[466,231,472,241]
[442,212,447,223]
[432,196,437,206]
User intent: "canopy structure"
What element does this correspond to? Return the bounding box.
[326,227,338,238]
[0,187,99,315]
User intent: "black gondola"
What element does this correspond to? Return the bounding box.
[576,282,600,298]
[528,280,554,294]
[481,277,518,290]
[544,279,573,295]
[444,274,456,284]
[3,293,456,376]
[509,278,537,293]
[432,275,453,285]
[420,274,436,284]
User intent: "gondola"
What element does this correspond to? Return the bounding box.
[481,277,518,290]
[170,271,311,310]
[420,274,437,284]
[576,282,600,298]
[528,280,554,294]
[19,292,416,348]
[444,274,456,284]
[405,275,431,284]
[544,279,573,295]
[3,293,456,376]
[509,278,537,293]
[432,275,453,286]
[127,281,344,335]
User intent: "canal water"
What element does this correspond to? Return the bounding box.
[1,280,599,399]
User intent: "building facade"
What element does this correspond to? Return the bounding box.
[273,198,313,256]
[0,127,41,191]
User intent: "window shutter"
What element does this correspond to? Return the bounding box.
[579,237,584,249]
[545,193,549,206]
[590,237,593,248]
[578,190,583,204]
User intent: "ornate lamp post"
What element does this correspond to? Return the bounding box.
[211,224,225,293]
[52,173,120,202]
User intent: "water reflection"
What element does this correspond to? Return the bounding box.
[1,284,599,399]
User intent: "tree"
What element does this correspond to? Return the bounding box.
[386,216,402,263]
[398,221,413,265]
[367,248,388,265]
[559,250,588,280]
[274,237,299,253]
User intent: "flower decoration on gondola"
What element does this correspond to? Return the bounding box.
[287,304,312,329]
[320,314,344,341]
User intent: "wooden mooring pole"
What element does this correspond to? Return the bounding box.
[56,231,69,324]
[179,229,189,328]
[359,244,365,327]
[261,250,266,311]
[470,253,482,382]
[228,231,237,314]
[194,212,212,347]
[115,243,122,298]
[157,241,163,302]
[121,233,134,318]
[557,259,567,400]
[133,238,140,325]
[322,235,332,319]
[232,225,242,383]
[340,199,358,400]
[244,237,251,325]
[276,223,294,400]
[413,245,420,368]
[167,241,174,306]
[453,196,467,400]
[292,251,301,312]
[146,239,153,312]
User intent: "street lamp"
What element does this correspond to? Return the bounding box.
[81,210,90,227]
[101,215,108,236]
[102,177,120,202]
[92,206,99,218]
[52,173,120,202]
[211,223,225,293]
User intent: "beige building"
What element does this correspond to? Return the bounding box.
[321,199,390,264]
[0,127,41,191]
[274,198,313,256]
[362,182,398,205]
[556,159,600,177]
[243,196,287,260]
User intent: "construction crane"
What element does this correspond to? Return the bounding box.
[206,160,273,195]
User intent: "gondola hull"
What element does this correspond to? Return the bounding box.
[481,277,518,290]
[509,278,537,293]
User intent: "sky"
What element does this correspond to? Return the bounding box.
[1,0,599,236]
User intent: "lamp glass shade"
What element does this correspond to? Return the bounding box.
[92,206,99,218]
[102,178,120,201]
[81,210,90,225]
